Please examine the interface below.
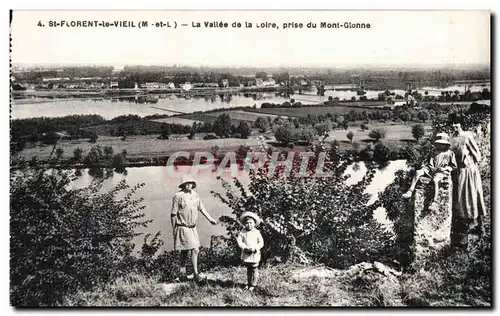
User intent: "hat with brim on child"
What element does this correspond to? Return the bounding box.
[179,174,197,189]
[434,133,450,145]
[239,211,261,226]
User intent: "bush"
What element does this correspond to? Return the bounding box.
[347,131,354,143]
[73,148,83,162]
[274,123,295,144]
[411,124,425,141]
[89,131,98,143]
[212,144,395,268]
[42,132,59,145]
[10,169,149,306]
[369,128,386,141]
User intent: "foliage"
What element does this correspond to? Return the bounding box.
[236,121,251,139]
[254,117,270,132]
[411,124,425,141]
[212,114,232,138]
[159,123,171,140]
[83,145,127,177]
[368,128,386,141]
[347,131,354,143]
[73,148,83,162]
[212,141,395,269]
[89,131,98,143]
[10,168,150,306]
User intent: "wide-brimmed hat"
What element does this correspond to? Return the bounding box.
[434,132,450,145]
[239,211,261,226]
[179,174,197,189]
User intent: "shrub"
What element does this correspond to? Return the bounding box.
[73,148,83,162]
[347,131,354,143]
[411,124,425,141]
[211,142,395,269]
[369,128,386,141]
[10,169,149,306]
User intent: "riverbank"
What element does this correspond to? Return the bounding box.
[11,120,431,167]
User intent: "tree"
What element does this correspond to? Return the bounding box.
[274,123,295,144]
[417,109,430,122]
[42,132,59,145]
[112,153,127,173]
[89,131,98,143]
[212,114,232,138]
[55,148,64,161]
[73,148,83,162]
[399,111,412,122]
[159,123,171,140]
[369,128,386,142]
[211,146,394,269]
[103,146,114,160]
[411,124,425,141]
[347,131,354,143]
[10,169,148,306]
[314,123,329,136]
[236,121,251,139]
[254,117,270,132]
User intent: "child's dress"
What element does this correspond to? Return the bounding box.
[237,228,264,265]
[421,149,457,178]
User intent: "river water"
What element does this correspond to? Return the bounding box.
[11,83,490,120]
[69,160,409,251]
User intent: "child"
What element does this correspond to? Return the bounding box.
[236,212,264,291]
[403,133,457,210]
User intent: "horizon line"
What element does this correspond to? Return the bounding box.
[11,62,491,70]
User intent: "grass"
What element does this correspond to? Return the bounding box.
[61,264,363,307]
[16,134,263,161]
[15,121,433,162]
[60,241,492,307]
[326,123,433,143]
[247,106,379,118]
[203,110,286,122]
[149,117,203,125]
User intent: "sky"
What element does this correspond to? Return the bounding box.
[10,10,491,68]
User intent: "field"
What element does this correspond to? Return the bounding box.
[326,122,433,143]
[150,117,203,125]
[15,120,434,163]
[203,110,287,122]
[16,134,264,161]
[171,110,284,125]
[247,106,379,118]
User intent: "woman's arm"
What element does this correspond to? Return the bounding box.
[198,197,217,225]
[171,195,179,228]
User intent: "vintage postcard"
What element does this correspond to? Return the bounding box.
[9,10,491,307]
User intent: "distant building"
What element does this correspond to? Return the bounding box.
[112,65,125,74]
[221,79,229,88]
[110,81,119,88]
[262,78,276,86]
[182,82,193,91]
[141,82,172,90]
[255,78,264,86]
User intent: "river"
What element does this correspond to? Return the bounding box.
[11,83,490,120]
[69,160,409,252]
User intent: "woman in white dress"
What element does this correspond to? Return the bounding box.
[171,174,217,281]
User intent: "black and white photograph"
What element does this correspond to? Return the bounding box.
[8,9,492,307]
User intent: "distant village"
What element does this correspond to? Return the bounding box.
[11,65,491,110]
